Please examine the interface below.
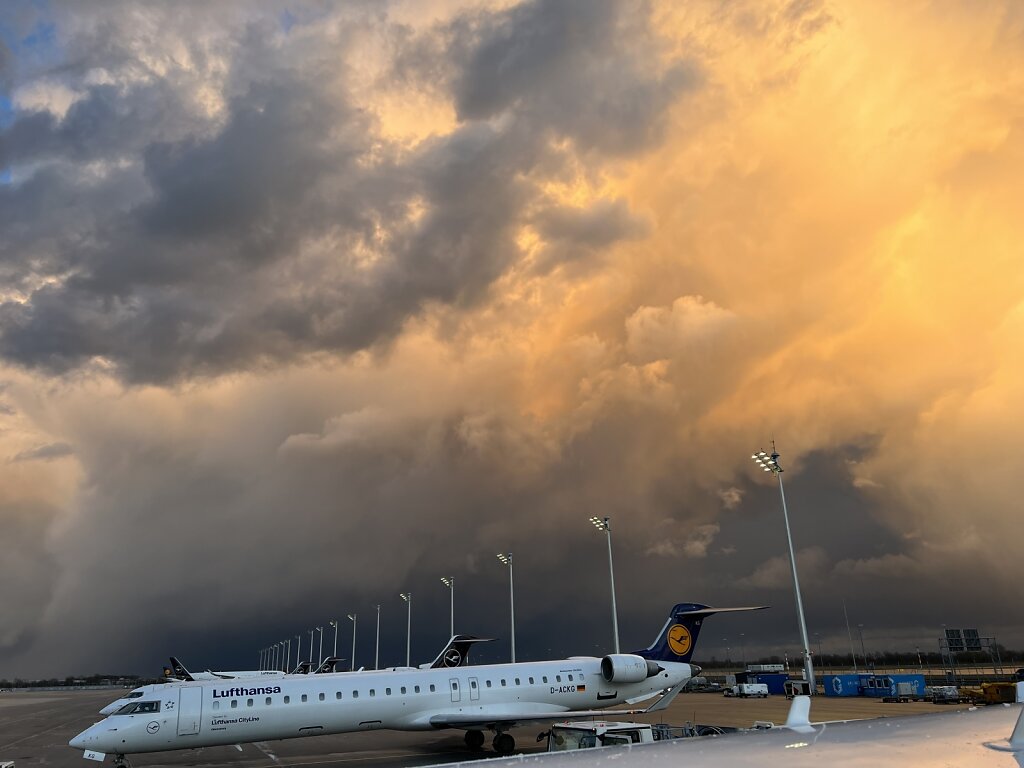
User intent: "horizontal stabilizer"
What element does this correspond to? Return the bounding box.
[636,603,769,664]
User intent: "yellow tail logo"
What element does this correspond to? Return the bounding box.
[667,624,692,656]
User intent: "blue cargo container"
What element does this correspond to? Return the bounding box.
[862,674,926,698]
[823,673,926,698]
[823,674,864,697]
[748,673,789,695]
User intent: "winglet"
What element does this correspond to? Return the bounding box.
[1010,706,1024,749]
[784,695,815,734]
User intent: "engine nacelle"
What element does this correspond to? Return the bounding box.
[600,654,661,683]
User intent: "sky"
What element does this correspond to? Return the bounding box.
[1,0,1023,679]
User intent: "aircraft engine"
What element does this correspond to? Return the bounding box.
[600,654,662,683]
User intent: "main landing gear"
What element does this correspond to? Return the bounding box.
[492,732,515,755]
[464,727,515,755]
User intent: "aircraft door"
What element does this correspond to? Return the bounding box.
[469,677,480,701]
[177,686,203,736]
[449,677,461,703]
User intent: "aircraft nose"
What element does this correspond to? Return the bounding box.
[69,729,90,750]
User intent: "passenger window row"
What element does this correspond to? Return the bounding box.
[209,683,443,710]
[206,674,583,711]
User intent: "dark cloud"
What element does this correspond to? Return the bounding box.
[9,441,73,462]
[0,0,1022,684]
[449,0,701,155]
[0,0,683,384]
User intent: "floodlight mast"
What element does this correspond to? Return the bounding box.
[496,553,516,662]
[752,445,816,693]
[347,614,357,671]
[400,593,412,667]
[441,577,455,637]
[589,516,620,654]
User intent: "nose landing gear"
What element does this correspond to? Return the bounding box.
[112,755,133,768]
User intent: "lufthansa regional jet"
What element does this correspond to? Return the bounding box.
[100,635,495,715]
[71,603,760,764]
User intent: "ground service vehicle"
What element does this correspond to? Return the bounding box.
[725,683,769,698]
[545,720,728,751]
[930,685,969,704]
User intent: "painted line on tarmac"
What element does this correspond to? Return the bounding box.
[0,710,97,751]
[253,740,282,764]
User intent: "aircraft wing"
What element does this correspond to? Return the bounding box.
[428,700,1024,767]
[429,679,688,730]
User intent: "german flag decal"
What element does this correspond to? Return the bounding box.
[577,684,586,692]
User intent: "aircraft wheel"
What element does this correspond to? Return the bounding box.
[465,730,485,750]
[493,732,515,755]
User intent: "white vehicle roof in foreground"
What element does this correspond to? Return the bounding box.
[431,701,1024,767]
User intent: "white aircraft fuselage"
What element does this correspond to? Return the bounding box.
[72,656,693,755]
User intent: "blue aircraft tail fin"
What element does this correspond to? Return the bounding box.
[635,603,768,663]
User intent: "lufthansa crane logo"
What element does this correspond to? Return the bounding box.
[667,624,692,656]
[443,649,462,667]
[146,721,160,734]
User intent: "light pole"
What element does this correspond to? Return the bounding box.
[294,634,301,670]
[858,624,867,669]
[400,593,412,666]
[753,445,815,692]
[375,605,381,670]
[496,553,516,663]
[814,633,823,675]
[329,620,339,661]
[317,626,324,666]
[308,629,314,667]
[589,516,620,654]
[348,614,357,671]
[843,600,857,672]
[284,639,291,671]
[441,577,455,637]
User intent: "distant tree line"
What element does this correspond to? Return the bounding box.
[699,646,1024,669]
[0,673,160,688]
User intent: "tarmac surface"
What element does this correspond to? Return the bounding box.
[0,688,974,768]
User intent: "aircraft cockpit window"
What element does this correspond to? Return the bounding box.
[116,701,161,715]
[126,691,144,699]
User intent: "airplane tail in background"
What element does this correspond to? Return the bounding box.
[425,635,496,669]
[635,603,768,664]
[166,657,195,682]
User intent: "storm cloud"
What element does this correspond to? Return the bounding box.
[1,0,1023,678]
